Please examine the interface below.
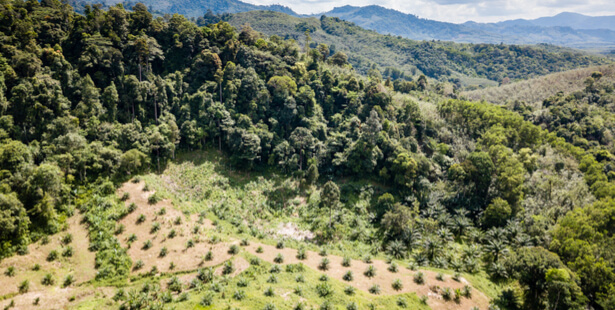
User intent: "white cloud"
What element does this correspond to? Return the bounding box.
[244,0,615,23]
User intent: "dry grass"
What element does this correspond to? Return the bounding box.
[462,64,615,106]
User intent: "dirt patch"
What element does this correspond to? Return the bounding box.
[0,215,96,298]
[245,243,490,310]
[276,222,314,241]
[117,181,225,274]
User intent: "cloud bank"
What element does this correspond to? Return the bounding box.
[244,0,615,23]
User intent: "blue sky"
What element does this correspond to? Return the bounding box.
[244,0,615,23]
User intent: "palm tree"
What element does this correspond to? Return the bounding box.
[484,239,509,263]
[386,240,407,259]
[423,236,442,261]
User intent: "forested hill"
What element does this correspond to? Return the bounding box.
[224,11,611,86]
[1,1,615,309]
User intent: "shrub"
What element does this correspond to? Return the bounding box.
[42,273,55,286]
[263,303,277,310]
[32,264,40,271]
[343,270,353,281]
[158,208,166,215]
[296,248,307,260]
[62,246,74,257]
[150,222,161,233]
[47,250,59,261]
[392,278,403,291]
[62,234,73,245]
[397,297,408,308]
[63,274,75,287]
[320,301,333,310]
[200,292,214,306]
[267,274,278,283]
[168,276,182,292]
[204,250,213,261]
[264,286,275,297]
[344,285,356,295]
[169,262,176,270]
[41,236,50,245]
[294,285,303,296]
[149,265,158,275]
[222,261,234,275]
[414,271,425,284]
[127,234,137,243]
[318,257,330,271]
[319,247,328,256]
[256,246,264,253]
[407,262,417,270]
[346,302,358,310]
[364,265,376,278]
[237,277,249,287]
[240,238,249,246]
[18,280,29,293]
[453,272,461,281]
[462,285,472,298]
[274,253,284,263]
[167,229,176,239]
[454,288,462,303]
[342,256,351,267]
[388,261,399,273]
[147,193,161,204]
[295,274,305,282]
[441,287,452,301]
[112,288,125,301]
[33,298,40,305]
[294,302,306,310]
[319,274,329,281]
[159,247,168,257]
[228,244,240,255]
[269,264,281,273]
[249,257,261,266]
[233,289,246,300]
[127,203,137,213]
[315,282,333,297]
[369,284,381,294]
[363,255,372,263]
[133,260,144,270]
[436,273,444,281]
[197,267,214,283]
[186,239,195,248]
[161,291,173,303]
[121,192,130,201]
[114,224,125,235]
[142,240,153,250]
[174,216,182,225]
[276,240,285,249]
[5,266,15,277]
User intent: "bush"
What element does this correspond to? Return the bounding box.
[41,236,50,245]
[233,289,246,300]
[296,248,307,260]
[148,194,161,205]
[47,250,59,261]
[407,262,417,270]
[319,247,328,256]
[250,257,261,266]
[62,234,73,245]
[342,256,351,267]
[121,192,130,201]
[462,285,472,298]
[228,244,240,254]
[453,272,461,281]
[414,271,425,284]
[364,265,376,278]
[320,301,333,310]
[200,292,214,306]
[169,262,175,270]
[240,238,249,246]
[454,288,462,303]
[127,203,137,213]
[168,276,182,292]
[436,273,444,281]
[237,277,249,287]
[346,302,358,310]
[42,273,55,286]
[112,288,125,301]
[197,267,214,283]
[158,208,166,215]
[133,260,144,270]
[388,261,399,273]
[62,246,74,257]
[363,255,372,263]
[397,297,408,308]
[441,287,452,301]
[343,270,353,281]
[263,303,277,310]
[186,239,195,248]
[294,285,303,296]
[150,222,161,233]
[142,240,153,250]
[174,216,182,225]
[5,266,15,277]
[267,274,278,283]
[276,240,285,249]
[32,264,40,271]
[63,274,75,287]
[315,282,333,297]
[369,284,381,294]
[264,286,275,297]
[161,291,173,303]
[18,280,29,293]
[114,224,125,235]
[294,302,306,310]
[269,264,282,273]
[127,234,137,243]
[167,229,176,239]
[392,278,403,291]
[344,285,356,295]
[319,274,329,281]
[274,253,284,263]
[159,247,168,257]
[256,246,264,253]
[318,257,330,271]
[295,274,305,282]
[222,261,234,275]
[204,250,213,261]
[136,214,146,224]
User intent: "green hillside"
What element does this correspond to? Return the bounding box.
[0,1,614,310]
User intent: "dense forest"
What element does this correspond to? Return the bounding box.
[0,0,614,309]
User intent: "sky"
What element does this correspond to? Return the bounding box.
[242,0,615,23]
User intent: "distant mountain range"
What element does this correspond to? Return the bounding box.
[320,5,615,49]
[68,0,615,50]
